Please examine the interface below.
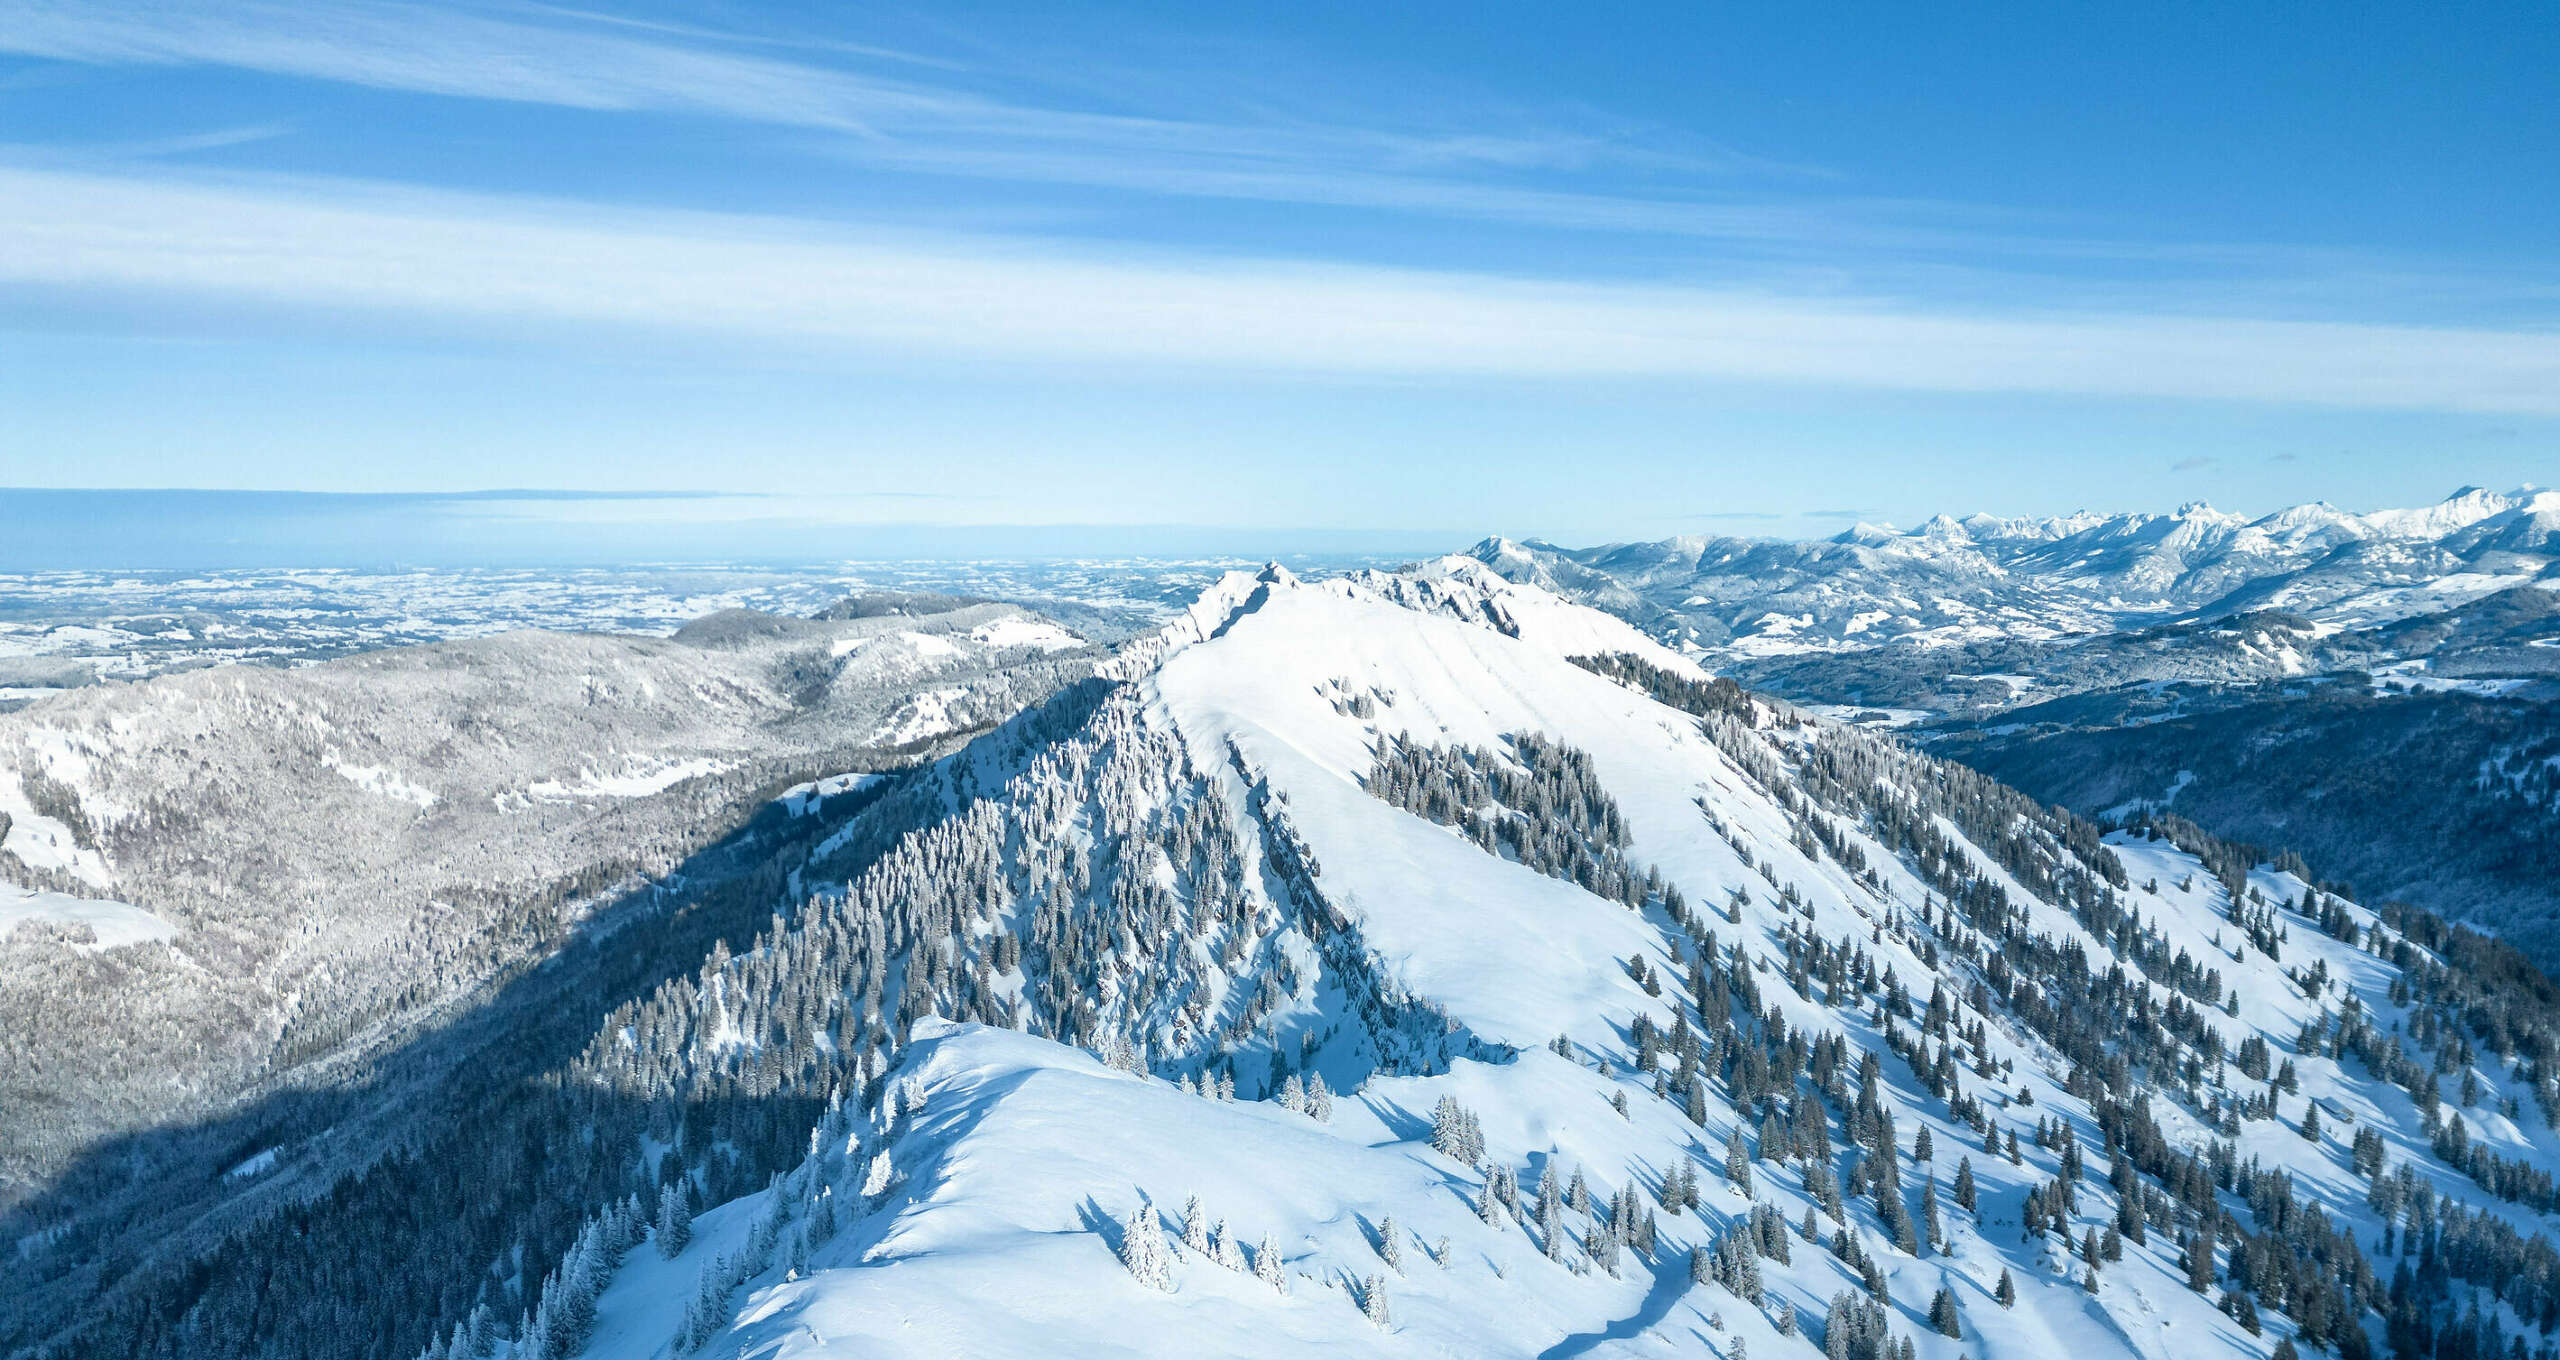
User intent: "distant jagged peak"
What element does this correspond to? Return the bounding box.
[1828,520,1901,546]
[2170,498,2254,529]
[1962,508,2108,541]
[1474,531,1712,567]
[2254,499,2357,535]
[2443,486,2560,554]
[1461,483,2560,657]
[1490,486,2553,568]
[2354,484,2533,539]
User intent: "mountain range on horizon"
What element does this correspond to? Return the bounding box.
[1474,484,2560,663]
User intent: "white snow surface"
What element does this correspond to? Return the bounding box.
[0,883,172,950]
[777,772,884,816]
[526,758,725,801]
[325,755,440,809]
[0,766,114,886]
[968,617,1085,652]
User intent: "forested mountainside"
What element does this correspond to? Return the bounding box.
[1934,684,2560,966]
[18,560,2560,1360]
[0,597,1101,1281]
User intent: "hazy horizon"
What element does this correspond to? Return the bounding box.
[2,482,2545,571]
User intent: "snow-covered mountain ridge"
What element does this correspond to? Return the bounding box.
[260,560,2560,1360]
[1470,487,2560,714]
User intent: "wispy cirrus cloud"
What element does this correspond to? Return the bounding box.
[0,0,2189,276]
[4,163,2555,416]
[0,0,943,130]
[0,0,1667,174]
[8,122,294,164]
[10,0,2554,326]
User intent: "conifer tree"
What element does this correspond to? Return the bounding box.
[2186,1223,2216,1293]
[1182,1195,1210,1254]
[1121,1200,1172,1291]
[1537,1163,1567,1261]
[1362,1274,1391,1329]
[657,1182,694,1259]
[1655,1161,1689,1213]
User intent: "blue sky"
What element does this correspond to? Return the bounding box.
[1,0,2555,551]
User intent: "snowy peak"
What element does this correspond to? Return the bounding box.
[1831,521,1903,546]
[503,561,2560,1360]
[2355,485,2529,540]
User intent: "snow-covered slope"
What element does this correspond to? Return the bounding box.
[505,563,2560,1360]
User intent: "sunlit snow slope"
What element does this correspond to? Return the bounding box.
[572,561,2553,1360]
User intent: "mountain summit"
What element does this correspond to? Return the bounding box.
[272,563,2560,1360]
